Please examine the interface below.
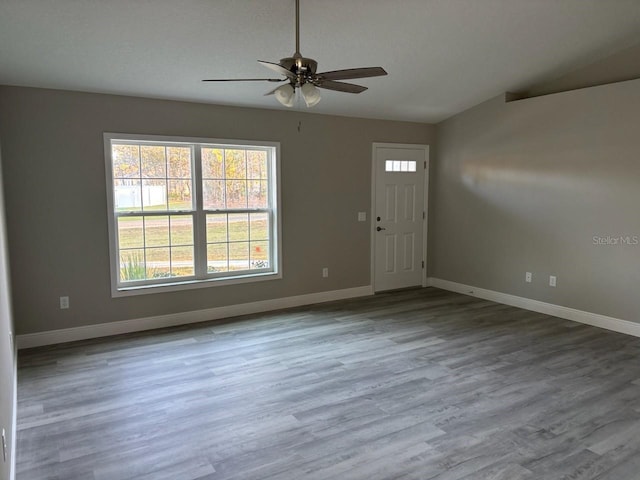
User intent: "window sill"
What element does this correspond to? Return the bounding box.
[112,271,282,298]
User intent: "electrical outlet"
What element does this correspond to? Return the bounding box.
[1,427,7,462]
[549,275,557,287]
[357,212,367,222]
[525,272,532,283]
[60,296,69,309]
[322,267,329,278]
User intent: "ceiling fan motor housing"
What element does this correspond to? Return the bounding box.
[280,56,318,86]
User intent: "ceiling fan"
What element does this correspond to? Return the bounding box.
[203,0,387,108]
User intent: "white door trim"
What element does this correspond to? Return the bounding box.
[371,143,430,292]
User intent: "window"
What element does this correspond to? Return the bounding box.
[104,134,281,296]
[385,160,417,172]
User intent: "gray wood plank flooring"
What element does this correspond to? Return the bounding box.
[16,287,640,479]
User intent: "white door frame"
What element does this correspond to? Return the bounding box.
[371,142,430,292]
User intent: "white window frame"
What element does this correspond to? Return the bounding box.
[104,133,282,297]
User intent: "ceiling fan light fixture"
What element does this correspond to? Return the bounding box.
[301,83,321,107]
[274,83,295,107]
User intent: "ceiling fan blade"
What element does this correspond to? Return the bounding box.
[315,67,387,81]
[264,86,283,96]
[316,80,368,94]
[202,78,285,82]
[258,60,296,80]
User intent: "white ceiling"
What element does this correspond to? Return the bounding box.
[1,0,640,123]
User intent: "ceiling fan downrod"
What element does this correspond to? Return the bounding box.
[295,0,301,57]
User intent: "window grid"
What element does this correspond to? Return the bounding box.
[107,135,279,293]
[117,211,196,282]
[112,141,196,284]
[385,160,417,172]
[204,212,270,273]
[202,147,270,275]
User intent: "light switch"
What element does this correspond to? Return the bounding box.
[358,212,367,222]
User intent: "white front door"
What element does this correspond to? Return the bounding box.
[372,144,428,292]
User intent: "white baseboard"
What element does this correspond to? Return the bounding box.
[428,277,640,338]
[17,285,373,349]
[19,279,638,348]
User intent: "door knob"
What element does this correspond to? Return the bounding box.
[376,226,386,231]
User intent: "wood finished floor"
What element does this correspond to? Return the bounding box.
[16,287,640,480]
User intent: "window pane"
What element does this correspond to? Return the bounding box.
[229,242,249,271]
[250,241,269,269]
[168,179,192,210]
[170,216,193,246]
[247,180,268,208]
[225,149,246,179]
[120,249,146,282]
[114,179,142,212]
[167,147,192,178]
[141,145,166,178]
[228,213,248,242]
[145,216,169,248]
[117,216,144,248]
[109,138,277,290]
[249,212,269,241]
[171,246,194,277]
[225,180,247,208]
[206,214,227,243]
[208,243,228,273]
[146,247,170,278]
[142,179,168,211]
[112,144,140,178]
[202,148,224,178]
[385,159,418,173]
[247,150,268,179]
[203,180,225,210]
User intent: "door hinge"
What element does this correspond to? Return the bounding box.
[422,211,425,220]
[422,260,425,269]
[424,161,427,169]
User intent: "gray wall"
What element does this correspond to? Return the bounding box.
[523,41,640,99]
[0,143,16,480]
[430,78,640,322]
[0,86,434,335]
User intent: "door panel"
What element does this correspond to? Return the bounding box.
[384,185,397,221]
[403,184,416,221]
[373,145,427,292]
[403,233,415,271]
[385,235,396,273]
